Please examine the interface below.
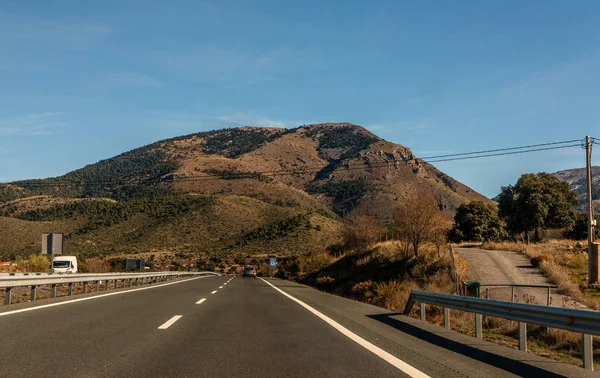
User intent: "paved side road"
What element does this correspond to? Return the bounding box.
[458,247,580,307]
[0,275,594,377]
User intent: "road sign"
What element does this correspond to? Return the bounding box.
[269,258,276,269]
[42,233,63,255]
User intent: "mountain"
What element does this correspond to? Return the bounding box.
[553,166,600,212]
[0,123,490,259]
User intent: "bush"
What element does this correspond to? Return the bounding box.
[563,212,600,240]
[374,280,413,312]
[302,252,335,275]
[352,280,375,301]
[315,276,335,288]
[26,254,50,273]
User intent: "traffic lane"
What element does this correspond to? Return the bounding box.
[107,275,407,378]
[266,279,596,378]
[0,275,225,378]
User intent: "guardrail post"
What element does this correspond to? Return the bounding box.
[68,283,73,296]
[583,334,593,370]
[443,307,450,329]
[30,285,37,302]
[113,280,117,289]
[519,322,527,352]
[485,288,489,299]
[95,281,99,292]
[475,313,482,339]
[51,284,57,298]
[5,287,12,305]
[511,287,515,302]
[82,282,88,294]
[547,287,551,306]
[420,303,426,321]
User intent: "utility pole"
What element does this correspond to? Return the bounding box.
[585,136,596,284]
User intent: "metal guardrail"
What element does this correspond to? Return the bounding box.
[404,290,600,371]
[0,271,220,305]
[480,283,558,306]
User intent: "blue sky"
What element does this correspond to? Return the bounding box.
[1,0,599,197]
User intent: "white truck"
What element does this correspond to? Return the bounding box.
[51,256,78,274]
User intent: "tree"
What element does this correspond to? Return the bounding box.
[395,193,445,257]
[498,173,578,242]
[563,212,600,240]
[448,201,507,242]
[341,215,384,253]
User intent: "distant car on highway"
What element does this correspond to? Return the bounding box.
[242,266,256,278]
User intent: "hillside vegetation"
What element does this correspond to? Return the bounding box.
[0,123,488,259]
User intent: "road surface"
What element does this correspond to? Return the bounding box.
[0,275,594,377]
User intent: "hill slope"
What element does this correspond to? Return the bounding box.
[553,166,600,212]
[0,123,489,258]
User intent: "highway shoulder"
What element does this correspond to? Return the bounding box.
[262,278,596,378]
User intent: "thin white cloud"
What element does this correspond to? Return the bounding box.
[0,11,111,48]
[366,122,429,132]
[106,72,162,88]
[216,112,287,128]
[152,45,328,83]
[0,113,66,136]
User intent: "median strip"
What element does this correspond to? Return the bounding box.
[259,278,430,378]
[158,315,182,330]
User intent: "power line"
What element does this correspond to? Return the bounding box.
[426,144,581,163]
[420,139,581,160]
[1,138,585,188]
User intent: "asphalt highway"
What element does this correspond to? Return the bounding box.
[0,275,595,377]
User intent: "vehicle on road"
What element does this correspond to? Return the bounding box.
[242,266,256,278]
[51,256,78,274]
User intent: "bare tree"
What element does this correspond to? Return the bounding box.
[342,215,384,254]
[395,192,445,257]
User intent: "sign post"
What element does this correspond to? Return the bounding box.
[269,258,276,277]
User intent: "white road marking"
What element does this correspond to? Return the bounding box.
[259,278,430,378]
[196,298,206,304]
[224,283,227,285]
[0,276,212,318]
[211,290,217,294]
[219,286,224,289]
[158,315,182,329]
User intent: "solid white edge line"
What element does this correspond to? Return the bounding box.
[196,298,207,304]
[259,278,430,378]
[0,276,211,318]
[158,315,183,329]
[211,290,217,294]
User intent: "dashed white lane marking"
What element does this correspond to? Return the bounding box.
[211,290,217,294]
[219,286,224,289]
[259,278,430,378]
[196,298,206,304]
[224,283,227,285]
[158,315,183,330]
[0,276,212,318]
